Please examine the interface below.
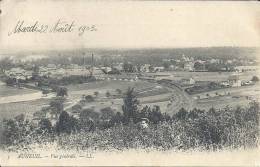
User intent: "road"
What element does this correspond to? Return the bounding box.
[148,80,194,115]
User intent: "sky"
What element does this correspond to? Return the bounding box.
[0,0,260,55]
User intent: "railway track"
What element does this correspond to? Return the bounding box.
[154,80,194,115]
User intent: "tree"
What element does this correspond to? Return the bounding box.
[49,98,65,118]
[106,91,111,98]
[0,57,13,73]
[100,107,115,120]
[111,112,124,125]
[38,118,52,133]
[123,62,135,73]
[71,104,82,113]
[251,76,259,82]
[140,105,151,118]
[85,95,94,102]
[148,106,163,124]
[99,107,115,129]
[194,62,205,71]
[32,65,40,80]
[94,91,99,97]
[5,77,16,86]
[2,115,33,146]
[56,111,79,134]
[174,108,188,120]
[163,62,171,70]
[79,108,100,131]
[2,119,19,145]
[115,89,122,94]
[56,87,68,97]
[122,88,140,123]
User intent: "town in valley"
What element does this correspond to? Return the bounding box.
[0,47,259,151]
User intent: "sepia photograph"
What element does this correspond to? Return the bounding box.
[0,0,260,166]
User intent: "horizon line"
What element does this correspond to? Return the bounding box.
[1,46,259,56]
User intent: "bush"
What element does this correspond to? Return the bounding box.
[1,101,259,152]
[251,76,259,82]
[38,118,53,133]
[79,108,99,131]
[85,95,94,102]
[56,111,80,134]
[56,87,68,97]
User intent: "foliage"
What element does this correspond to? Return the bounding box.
[49,97,65,118]
[115,89,122,94]
[122,88,140,123]
[1,101,259,152]
[105,91,111,98]
[123,62,135,73]
[4,77,17,86]
[94,91,99,97]
[56,87,68,97]
[85,95,94,102]
[38,118,53,133]
[56,111,80,134]
[251,76,259,82]
[78,108,100,132]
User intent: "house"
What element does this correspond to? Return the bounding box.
[220,81,230,87]
[154,66,165,72]
[181,77,196,85]
[184,62,194,71]
[209,59,220,64]
[228,74,241,87]
[113,63,124,71]
[181,54,190,62]
[101,66,112,73]
[5,67,33,81]
[140,64,151,73]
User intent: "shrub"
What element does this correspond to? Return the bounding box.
[56,87,68,97]
[38,118,53,133]
[85,95,94,102]
[56,111,80,134]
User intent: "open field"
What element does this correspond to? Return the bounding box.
[0,99,51,120]
[0,82,52,120]
[66,80,174,114]
[195,96,251,111]
[1,73,259,120]
[0,84,38,97]
[153,71,259,82]
[191,83,260,99]
[67,80,170,101]
[191,83,260,110]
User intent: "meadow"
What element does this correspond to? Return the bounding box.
[0,99,50,120]
[0,84,38,97]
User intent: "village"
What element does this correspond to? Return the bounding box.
[0,47,259,155]
[0,50,259,126]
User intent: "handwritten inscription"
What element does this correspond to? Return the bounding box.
[8,19,97,36]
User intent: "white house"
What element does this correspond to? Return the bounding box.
[228,74,241,87]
